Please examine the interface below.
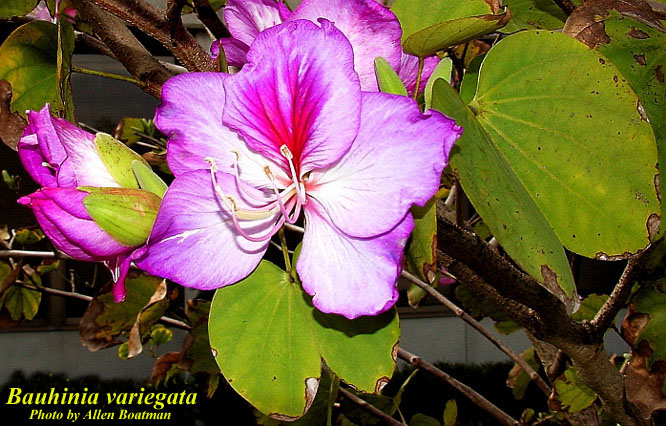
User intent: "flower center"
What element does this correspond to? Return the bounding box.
[205,145,307,243]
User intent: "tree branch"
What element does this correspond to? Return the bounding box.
[69,0,173,98]
[397,348,520,426]
[87,0,215,72]
[401,270,551,396]
[338,388,405,426]
[553,0,576,15]
[192,0,229,39]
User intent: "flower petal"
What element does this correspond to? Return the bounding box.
[155,72,287,188]
[287,0,402,91]
[308,92,461,238]
[398,53,440,97]
[211,38,249,68]
[297,198,413,319]
[18,188,131,259]
[18,105,68,187]
[50,116,119,187]
[105,252,135,302]
[222,19,361,174]
[136,170,276,290]
[224,0,288,46]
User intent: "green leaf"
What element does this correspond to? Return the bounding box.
[0,0,39,19]
[392,0,494,43]
[14,228,44,246]
[424,58,452,111]
[2,285,41,321]
[410,413,441,426]
[433,80,577,306]
[55,20,75,122]
[507,347,540,400]
[469,30,658,259]
[149,324,173,346]
[375,57,408,96]
[459,54,485,105]
[571,294,608,322]
[180,300,219,375]
[443,399,457,426]
[94,133,147,189]
[117,342,129,360]
[79,274,167,351]
[406,198,438,307]
[0,21,61,115]
[83,188,160,247]
[209,260,400,418]
[402,13,511,57]
[132,160,168,198]
[551,368,597,413]
[595,17,666,239]
[209,261,321,419]
[500,0,567,33]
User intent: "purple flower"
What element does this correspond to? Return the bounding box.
[212,0,436,95]
[137,20,461,319]
[17,105,149,302]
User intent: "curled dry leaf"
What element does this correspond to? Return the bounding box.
[0,80,27,151]
[563,0,666,48]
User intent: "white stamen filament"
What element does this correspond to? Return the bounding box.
[205,149,308,242]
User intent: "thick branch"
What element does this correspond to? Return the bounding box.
[192,0,230,39]
[88,0,215,71]
[401,270,551,396]
[398,348,519,426]
[69,0,173,98]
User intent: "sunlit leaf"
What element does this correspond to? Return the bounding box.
[500,0,567,33]
[132,160,168,198]
[550,367,597,413]
[424,58,452,112]
[374,57,407,96]
[94,132,147,189]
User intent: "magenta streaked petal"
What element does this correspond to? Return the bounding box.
[19,189,131,259]
[298,199,413,319]
[287,0,402,91]
[136,170,276,290]
[18,134,58,187]
[51,118,119,188]
[224,0,287,46]
[215,38,250,67]
[398,53,440,97]
[155,72,287,188]
[18,105,67,187]
[223,19,361,174]
[307,92,461,238]
[105,253,134,302]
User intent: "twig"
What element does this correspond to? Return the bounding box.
[397,348,520,426]
[72,66,146,87]
[592,251,648,333]
[87,0,215,72]
[166,0,187,39]
[69,0,173,98]
[192,0,230,39]
[401,270,551,396]
[338,388,405,426]
[548,350,569,382]
[413,56,424,100]
[0,250,64,259]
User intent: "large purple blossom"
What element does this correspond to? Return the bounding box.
[212,0,438,95]
[137,20,460,318]
[17,105,144,302]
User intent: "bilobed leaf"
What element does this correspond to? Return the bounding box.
[469,30,658,259]
[374,57,407,96]
[500,0,567,33]
[432,80,577,307]
[79,273,168,351]
[392,0,495,42]
[83,188,160,247]
[406,198,438,307]
[402,13,511,57]
[209,261,321,419]
[550,368,597,413]
[132,160,168,198]
[55,20,75,122]
[2,285,41,321]
[0,21,61,115]
[94,132,148,189]
[594,16,666,239]
[0,0,39,19]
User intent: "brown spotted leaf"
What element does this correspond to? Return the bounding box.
[127,279,168,358]
[0,80,27,150]
[151,351,181,383]
[79,273,168,351]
